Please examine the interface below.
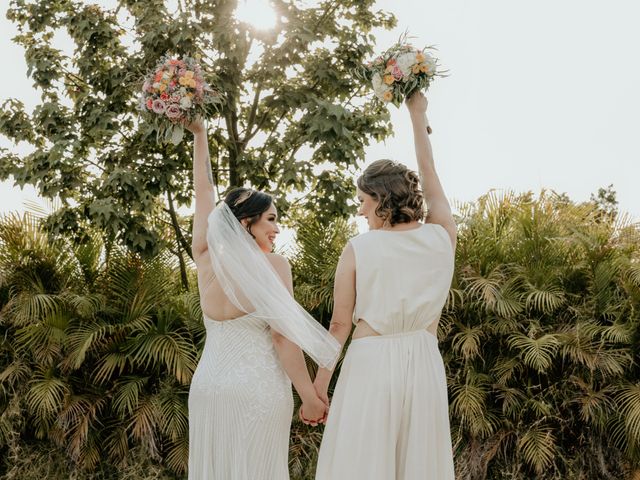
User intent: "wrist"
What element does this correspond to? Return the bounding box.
[410,111,427,122]
[299,385,318,404]
[314,375,330,393]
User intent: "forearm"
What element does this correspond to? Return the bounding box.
[191,129,216,254]
[272,334,317,402]
[410,112,451,216]
[193,130,215,206]
[314,319,351,393]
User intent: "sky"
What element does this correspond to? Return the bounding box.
[1,0,639,238]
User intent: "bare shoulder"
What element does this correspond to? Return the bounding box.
[266,253,293,293]
[426,217,457,250]
[266,252,291,273]
[266,252,290,266]
[336,242,355,272]
[341,242,355,262]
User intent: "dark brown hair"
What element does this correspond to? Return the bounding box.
[224,187,273,237]
[357,159,425,226]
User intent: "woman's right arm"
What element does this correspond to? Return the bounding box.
[406,92,457,249]
[312,243,356,403]
[187,120,216,264]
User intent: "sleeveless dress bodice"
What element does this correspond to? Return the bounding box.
[351,223,454,334]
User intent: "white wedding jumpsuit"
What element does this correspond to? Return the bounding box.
[316,223,456,480]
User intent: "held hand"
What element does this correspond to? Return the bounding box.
[406,91,428,116]
[406,92,432,134]
[311,379,330,425]
[185,117,205,135]
[299,393,328,427]
[313,379,330,407]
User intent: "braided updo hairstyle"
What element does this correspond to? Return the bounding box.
[357,159,425,227]
[224,187,273,237]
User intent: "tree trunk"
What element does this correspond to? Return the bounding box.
[166,191,190,290]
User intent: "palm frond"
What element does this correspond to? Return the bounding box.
[452,325,484,361]
[518,425,556,474]
[25,367,68,420]
[112,376,149,417]
[507,332,559,373]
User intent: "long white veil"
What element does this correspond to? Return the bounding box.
[207,202,341,370]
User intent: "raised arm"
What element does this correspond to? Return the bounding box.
[406,93,457,248]
[186,119,217,264]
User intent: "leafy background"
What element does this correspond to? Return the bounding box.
[0,1,639,479]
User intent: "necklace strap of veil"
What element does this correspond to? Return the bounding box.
[207,202,341,370]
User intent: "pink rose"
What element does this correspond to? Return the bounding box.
[165,103,182,120]
[151,99,167,114]
[392,65,403,80]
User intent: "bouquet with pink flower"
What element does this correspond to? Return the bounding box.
[138,54,223,144]
[360,34,445,131]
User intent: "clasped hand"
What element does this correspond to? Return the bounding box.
[299,390,330,427]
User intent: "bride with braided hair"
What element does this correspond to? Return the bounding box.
[313,92,457,479]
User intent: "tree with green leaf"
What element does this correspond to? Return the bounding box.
[0,0,395,275]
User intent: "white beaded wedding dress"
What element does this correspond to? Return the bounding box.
[187,203,340,480]
[188,313,293,479]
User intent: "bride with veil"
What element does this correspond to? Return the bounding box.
[185,119,340,480]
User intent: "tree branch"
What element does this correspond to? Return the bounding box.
[241,86,262,145]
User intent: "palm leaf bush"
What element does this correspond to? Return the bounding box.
[1,187,639,479]
[290,190,640,479]
[445,191,640,479]
[0,212,200,478]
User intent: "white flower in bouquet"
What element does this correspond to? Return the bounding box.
[372,73,387,100]
[180,96,192,109]
[396,52,416,77]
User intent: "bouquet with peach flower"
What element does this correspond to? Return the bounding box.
[360,34,445,132]
[138,54,223,144]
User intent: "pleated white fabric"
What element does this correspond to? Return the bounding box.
[316,223,456,480]
[315,331,455,480]
[188,314,293,479]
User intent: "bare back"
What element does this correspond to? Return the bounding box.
[195,250,291,321]
[195,251,246,321]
